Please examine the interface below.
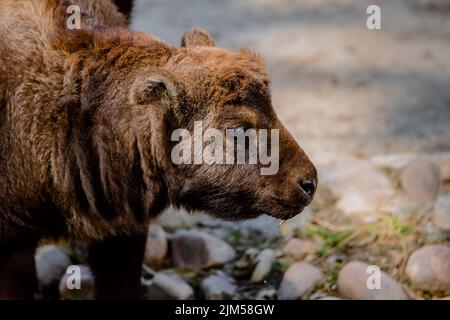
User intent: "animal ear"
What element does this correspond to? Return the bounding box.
[181,28,216,47]
[130,71,177,105]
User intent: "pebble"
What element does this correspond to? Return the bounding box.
[337,260,408,300]
[250,249,276,283]
[282,238,319,260]
[320,157,395,218]
[400,158,440,203]
[35,245,71,296]
[145,272,194,300]
[144,224,168,269]
[278,262,324,299]
[201,273,237,300]
[433,195,450,231]
[171,230,236,269]
[406,245,450,294]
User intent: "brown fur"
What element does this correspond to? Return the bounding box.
[0,0,316,299]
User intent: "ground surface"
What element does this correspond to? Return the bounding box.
[131,0,450,161]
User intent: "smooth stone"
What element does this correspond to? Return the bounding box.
[400,158,440,203]
[278,262,324,299]
[146,272,194,300]
[337,260,408,300]
[406,245,450,294]
[250,249,276,283]
[171,230,236,269]
[35,245,71,296]
[201,273,237,300]
[282,238,319,260]
[433,195,450,231]
[144,224,168,269]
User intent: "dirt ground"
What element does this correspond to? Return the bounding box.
[131,0,450,167]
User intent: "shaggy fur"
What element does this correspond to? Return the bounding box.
[0,0,317,299]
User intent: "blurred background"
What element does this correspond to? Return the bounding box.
[38,0,450,300]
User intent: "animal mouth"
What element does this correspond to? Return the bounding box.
[265,197,306,220]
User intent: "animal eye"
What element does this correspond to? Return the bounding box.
[232,124,251,133]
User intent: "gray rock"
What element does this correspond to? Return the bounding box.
[237,215,281,240]
[406,245,450,294]
[337,260,408,300]
[370,153,415,171]
[250,249,276,283]
[35,245,71,294]
[282,238,319,260]
[59,265,94,300]
[146,272,194,300]
[441,161,450,183]
[201,273,237,300]
[320,156,395,218]
[171,230,236,269]
[400,158,440,203]
[157,207,200,228]
[278,262,324,299]
[255,288,277,300]
[144,224,168,269]
[433,195,450,231]
[279,208,313,236]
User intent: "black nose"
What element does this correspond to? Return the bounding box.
[298,178,317,197]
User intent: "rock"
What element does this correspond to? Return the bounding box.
[250,249,276,283]
[279,208,313,236]
[35,245,72,296]
[278,262,324,299]
[433,195,450,231]
[235,248,258,269]
[237,215,281,240]
[145,272,194,300]
[337,260,408,300]
[325,254,347,267]
[282,238,319,260]
[255,288,277,300]
[381,194,419,219]
[319,156,395,218]
[441,161,450,183]
[422,222,447,242]
[412,0,450,11]
[157,207,200,229]
[58,265,94,300]
[370,153,415,171]
[370,152,450,181]
[406,245,450,294]
[171,230,236,269]
[233,248,258,279]
[144,224,168,269]
[201,273,237,300]
[400,158,440,203]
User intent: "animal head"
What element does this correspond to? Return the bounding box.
[56,27,316,222]
[126,29,317,220]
